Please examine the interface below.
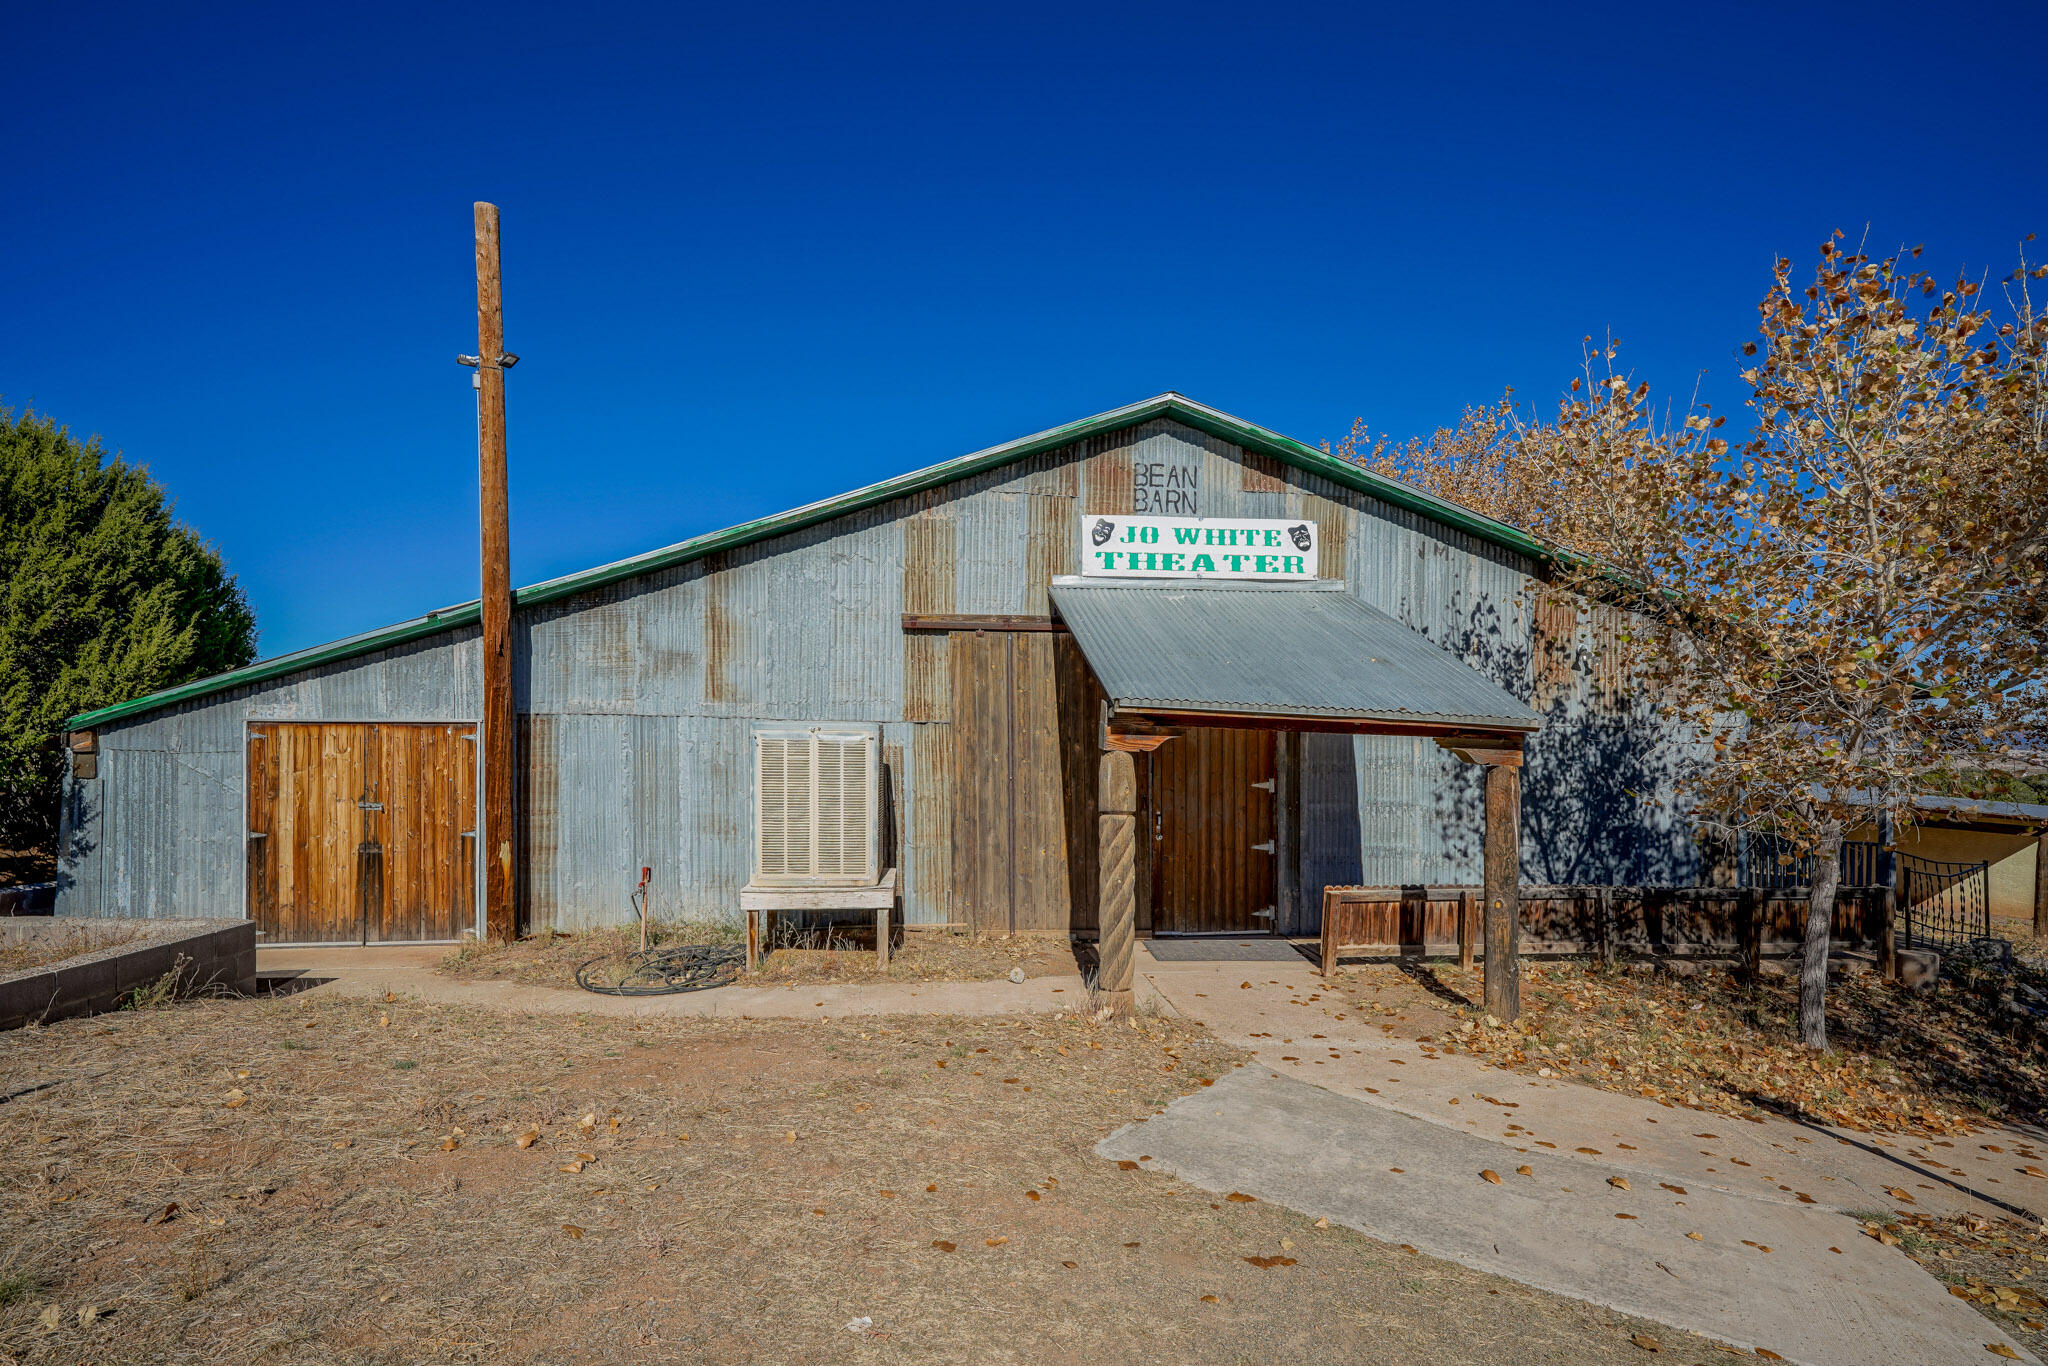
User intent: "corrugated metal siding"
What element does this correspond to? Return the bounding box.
[59,416,1698,932]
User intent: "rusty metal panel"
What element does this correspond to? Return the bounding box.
[516,713,560,929]
[1023,494,1075,614]
[1080,431,1135,514]
[1242,449,1287,493]
[906,721,954,926]
[902,516,956,723]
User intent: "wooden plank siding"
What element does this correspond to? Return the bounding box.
[945,630,1104,936]
[245,722,474,944]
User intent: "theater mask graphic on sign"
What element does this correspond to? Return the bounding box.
[1077,515,1318,581]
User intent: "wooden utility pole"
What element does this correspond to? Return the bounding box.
[463,203,518,943]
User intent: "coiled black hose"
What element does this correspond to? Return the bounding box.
[574,942,744,996]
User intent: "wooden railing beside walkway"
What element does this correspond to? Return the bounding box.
[1319,883,1888,975]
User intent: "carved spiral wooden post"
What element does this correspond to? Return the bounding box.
[1098,749,1138,1018]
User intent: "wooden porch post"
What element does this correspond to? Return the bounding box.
[1482,759,1522,1021]
[2035,831,2047,941]
[1097,749,1138,1018]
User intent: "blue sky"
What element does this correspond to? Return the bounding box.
[6,1,2044,655]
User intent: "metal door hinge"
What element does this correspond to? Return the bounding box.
[1253,907,1276,919]
[460,830,477,839]
[1252,779,1275,792]
[1251,840,1275,854]
[247,831,268,840]
[358,801,384,811]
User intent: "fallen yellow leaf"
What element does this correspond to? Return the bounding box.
[1608,1176,1632,1191]
[1480,1170,1503,1185]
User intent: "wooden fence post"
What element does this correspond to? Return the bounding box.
[1594,886,1613,968]
[1739,888,1763,978]
[1097,750,1138,1017]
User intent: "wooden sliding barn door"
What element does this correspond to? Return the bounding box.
[246,722,477,944]
[1151,727,1277,934]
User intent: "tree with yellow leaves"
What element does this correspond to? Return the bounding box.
[1516,238,2048,1049]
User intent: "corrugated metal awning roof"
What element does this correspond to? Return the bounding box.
[1050,579,1541,733]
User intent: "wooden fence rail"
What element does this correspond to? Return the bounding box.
[1320,883,1886,976]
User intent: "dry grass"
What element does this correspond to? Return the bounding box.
[752,929,1080,986]
[437,918,741,988]
[440,922,1080,991]
[0,922,151,976]
[0,994,1683,1365]
[1330,957,2048,1136]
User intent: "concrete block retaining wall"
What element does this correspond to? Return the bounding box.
[0,918,256,1030]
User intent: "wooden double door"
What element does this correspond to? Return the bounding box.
[1150,727,1277,934]
[246,722,477,944]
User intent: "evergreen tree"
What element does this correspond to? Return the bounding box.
[0,408,257,849]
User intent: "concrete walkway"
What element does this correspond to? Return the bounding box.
[1111,944,2045,1366]
[257,946,1098,1020]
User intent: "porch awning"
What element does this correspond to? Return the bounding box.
[1049,578,1541,735]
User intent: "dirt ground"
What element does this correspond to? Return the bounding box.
[1324,957,2048,1136]
[441,922,1081,991]
[0,994,1695,1365]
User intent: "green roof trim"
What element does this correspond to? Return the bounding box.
[64,393,1556,731]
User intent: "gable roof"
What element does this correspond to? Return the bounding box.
[66,393,1554,730]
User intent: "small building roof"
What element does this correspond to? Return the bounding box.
[1050,579,1541,734]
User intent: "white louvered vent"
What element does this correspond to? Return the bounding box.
[753,727,878,886]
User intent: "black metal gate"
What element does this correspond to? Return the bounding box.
[1895,855,1993,952]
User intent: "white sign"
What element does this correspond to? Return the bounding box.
[1078,515,1319,580]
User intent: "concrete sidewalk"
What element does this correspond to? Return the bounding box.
[1115,944,2045,1366]
[1103,1066,2031,1366]
[257,946,1103,1020]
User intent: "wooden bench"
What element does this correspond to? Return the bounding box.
[741,869,899,973]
